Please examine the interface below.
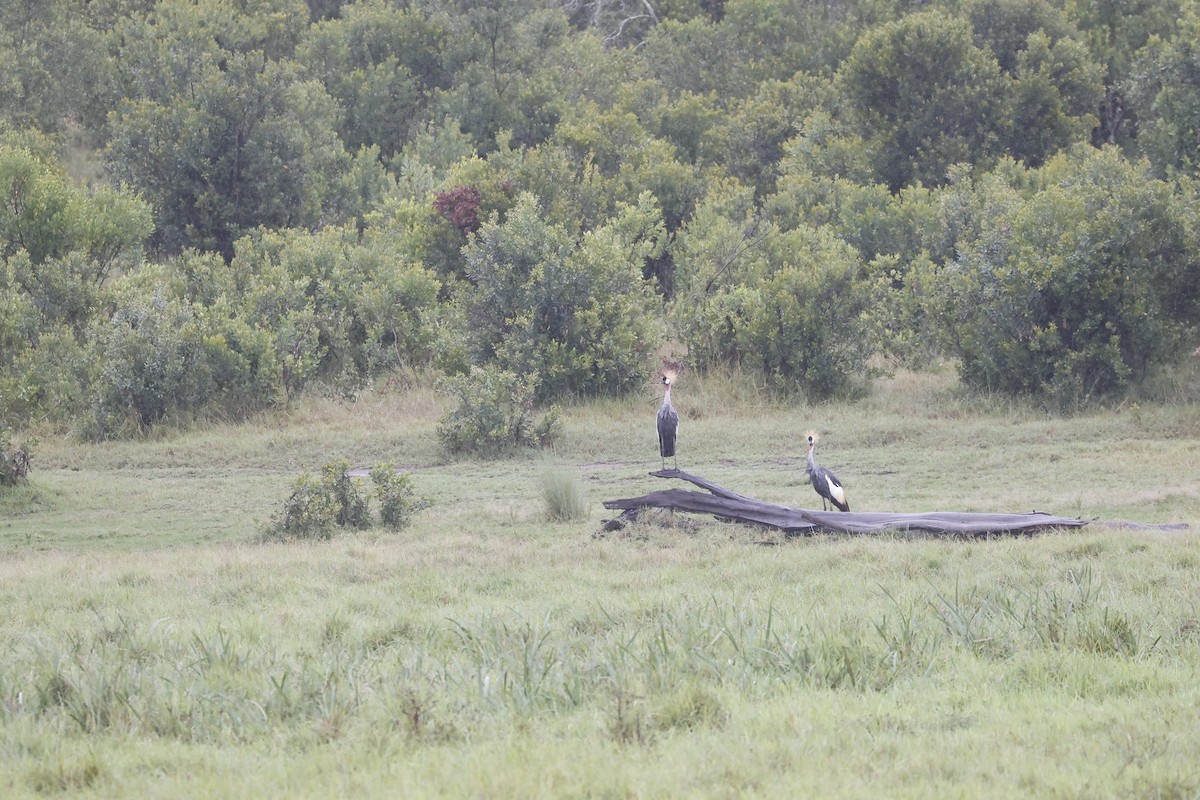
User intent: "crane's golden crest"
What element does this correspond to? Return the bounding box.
[805,430,818,445]
[657,357,686,383]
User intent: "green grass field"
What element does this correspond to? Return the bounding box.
[2,367,1199,798]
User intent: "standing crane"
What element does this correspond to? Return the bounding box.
[657,374,679,471]
[806,432,849,511]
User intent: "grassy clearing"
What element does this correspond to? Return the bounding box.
[2,366,1199,797]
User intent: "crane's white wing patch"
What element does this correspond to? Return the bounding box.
[825,475,846,505]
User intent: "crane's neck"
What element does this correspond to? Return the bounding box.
[806,444,816,472]
[662,384,672,405]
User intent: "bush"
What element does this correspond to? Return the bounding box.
[83,286,278,438]
[672,205,875,400]
[1,430,33,486]
[370,463,430,529]
[744,261,874,398]
[926,150,1200,407]
[266,472,343,540]
[85,291,212,437]
[437,365,561,457]
[265,460,429,540]
[0,319,91,427]
[460,192,663,400]
[277,462,367,540]
[232,226,443,396]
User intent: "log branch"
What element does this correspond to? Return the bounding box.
[601,469,1088,537]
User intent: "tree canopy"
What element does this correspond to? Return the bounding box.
[2,0,1197,439]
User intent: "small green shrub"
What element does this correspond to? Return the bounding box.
[265,459,370,540]
[437,366,561,456]
[370,464,431,529]
[266,460,429,540]
[1,429,33,486]
[265,474,341,541]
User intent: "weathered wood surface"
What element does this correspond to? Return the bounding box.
[600,469,1089,537]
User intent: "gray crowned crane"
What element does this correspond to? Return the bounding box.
[657,374,679,471]
[806,432,849,511]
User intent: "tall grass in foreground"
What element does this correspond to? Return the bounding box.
[1,570,1185,746]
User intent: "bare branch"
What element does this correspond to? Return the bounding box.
[563,0,660,47]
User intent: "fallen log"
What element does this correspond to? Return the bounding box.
[600,469,1088,537]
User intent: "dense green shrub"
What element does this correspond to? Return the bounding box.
[672,190,875,399]
[437,365,561,456]
[926,149,1200,407]
[265,459,428,539]
[0,139,154,426]
[85,292,211,436]
[370,463,429,529]
[0,429,32,486]
[749,259,875,398]
[83,285,278,438]
[0,322,91,426]
[231,226,442,396]
[265,460,370,540]
[861,253,944,369]
[460,192,663,400]
[1,267,88,425]
[1,140,152,271]
[770,160,940,267]
[5,219,448,436]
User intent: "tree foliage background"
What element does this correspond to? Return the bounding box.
[1,0,1197,439]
